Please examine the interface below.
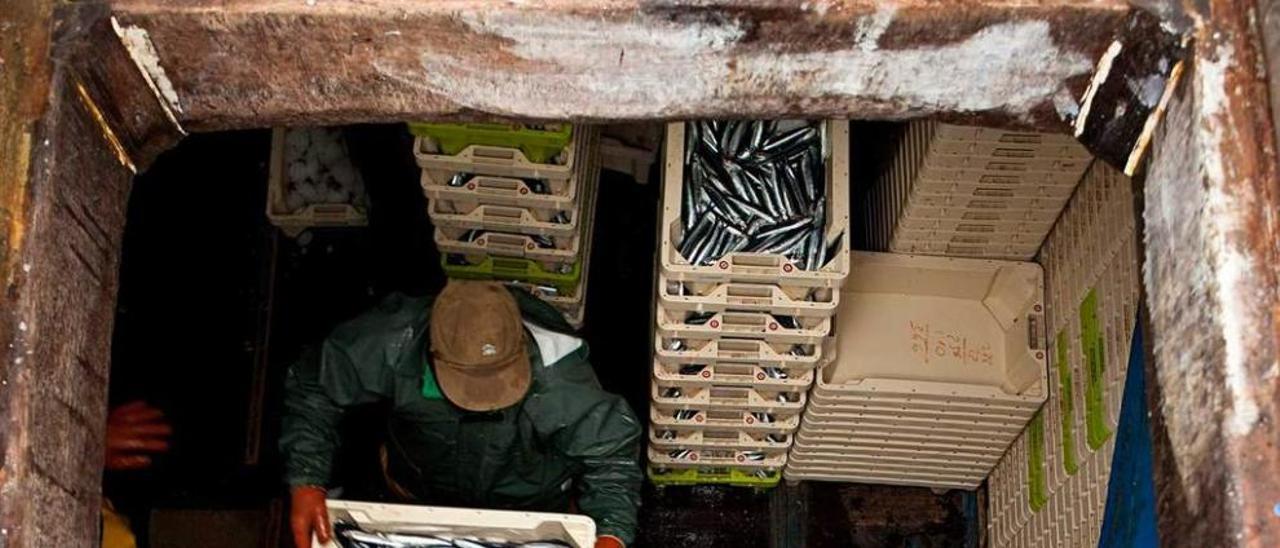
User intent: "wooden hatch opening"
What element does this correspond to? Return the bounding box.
[1,1,1278,546]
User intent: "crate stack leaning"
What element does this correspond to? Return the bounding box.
[648,120,851,488]
[412,123,602,329]
[784,251,1049,489]
[986,161,1139,548]
[862,121,1092,260]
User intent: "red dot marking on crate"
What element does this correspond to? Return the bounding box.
[519,188,528,195]
[525,243,534,250]
[478,239,486,245]
[745,416,755,424]
[768,322,778,331]
[783,264,793,273]
[718,260,729,270]
[701,371,712,378]
[1037,351,1045,360]
[467,183,476,190]
[756,373,765,380]
[1034,304,1043,312]
[690,453,699,461]
[709,320,720,328]
[695,415,704,423]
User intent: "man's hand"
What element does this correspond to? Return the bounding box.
[290,486,331,548]
[104,401,172,471]
[594,535,625,548]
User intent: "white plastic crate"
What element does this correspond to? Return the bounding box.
[648,446,787,470]
[317,500,595,548]
[863,120,1089,260]
[650,383,807,414]
[649,427,794,452]
[651,360,814,390]
[816,252,1048,406]
[434,227,581,267]
[414,127,598,186]
[659,120,851,288]
[267,128,368,236]
[649,406,800,434]
[428,201,583,238]
[422,172,579,213]
[657,274,839,318]
[655,305,832,345]
[987,160,1139,548]
[654,336,826,370]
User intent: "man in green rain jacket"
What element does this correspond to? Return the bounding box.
[281,281,642,548]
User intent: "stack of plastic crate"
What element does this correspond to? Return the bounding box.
[647,120,851,488]
[863,121,1092,260]
[784,251,1049,489]
[986,160,1139,548]
[412,123,601,328]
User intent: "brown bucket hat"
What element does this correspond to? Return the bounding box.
[430,281,531,412]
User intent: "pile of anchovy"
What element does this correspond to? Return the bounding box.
[678,120,836,269]
[335,522,573,548]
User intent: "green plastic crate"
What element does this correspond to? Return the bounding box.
[408,123,573,164]
[442,253,582,296]
[647,466,781,489]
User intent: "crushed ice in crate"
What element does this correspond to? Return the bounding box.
[283,127,367,212]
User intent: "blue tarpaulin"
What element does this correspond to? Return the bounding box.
[1097,324,1159,548]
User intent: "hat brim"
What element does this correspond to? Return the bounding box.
[434,345,531,412]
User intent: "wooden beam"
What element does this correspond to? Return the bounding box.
[107,0,1143,133]
[1143,0,1280,545]
[0,4,140,546]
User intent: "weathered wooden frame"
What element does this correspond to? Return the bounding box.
[0,1,1276,546]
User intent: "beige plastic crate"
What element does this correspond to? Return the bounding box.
[785,452,990,478]
[422,172,579,211]
[788,442,997,472]
[659,120,852,288]
[891,228,1047,247]
[893,216,1056,234]
[267,128,368,236]
[434,227,581,266]
[649,406,800,433]
[799,406,1029,436]
[655,305,832,344]
[817,252,1047,403]
[654,336,826,370]
[907,194,1070,210]
[911,121,1089,158]
[652,360,814,390]
[650,383,807,414]
[649,427,793,452]
[797,419,1020,449]
[809,385,1040,417]
[804,398,1035,427]
[888,240,1042,261]
[899,205,1063,223]
[657,274,839,318]
[910,178,1081,196]
[414,127,597,185]
[783,466,983,490]
[926,123,1084,146]
[318,500,595,548]
[785,455,987,484]
[428,201,582,238]
[648,446,787,469]
[794,430,1009,457]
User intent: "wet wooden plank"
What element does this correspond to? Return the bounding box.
[107,0,1138,133]
[1143,1,1280,546]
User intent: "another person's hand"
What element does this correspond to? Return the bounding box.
[290,486,330,548]
[104,401,172,471]
[594,535,625,548]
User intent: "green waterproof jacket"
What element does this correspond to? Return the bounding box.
[280,290,642,544]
